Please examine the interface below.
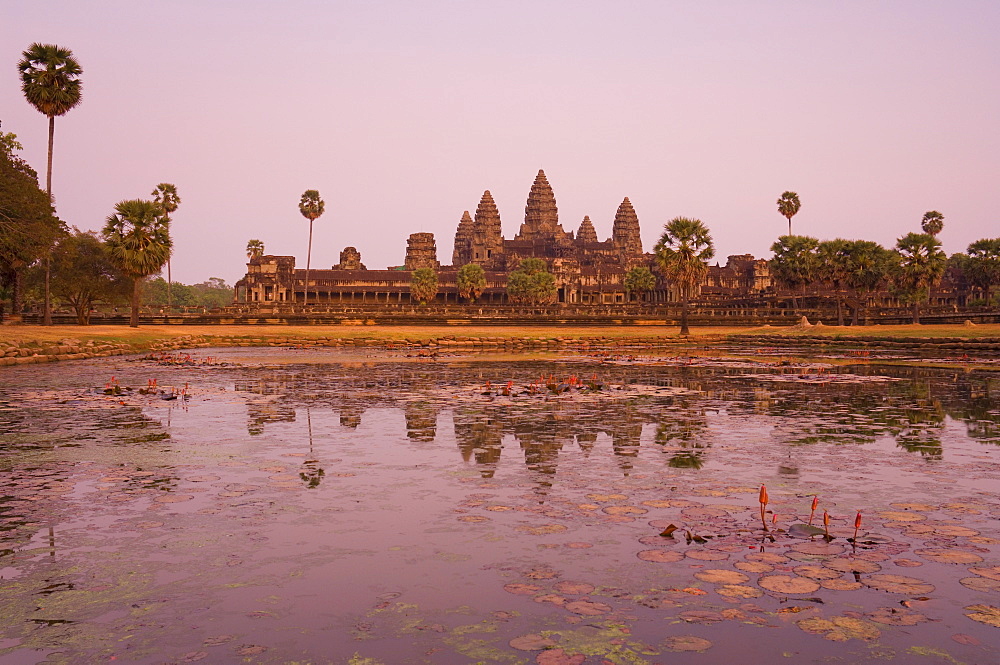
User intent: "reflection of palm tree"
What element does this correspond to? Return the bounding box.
[655,409,710,469]
[300,408,325,488]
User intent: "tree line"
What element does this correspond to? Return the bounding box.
[1,43,223,326]
[769,206,1000,324]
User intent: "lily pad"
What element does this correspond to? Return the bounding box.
[960,577,1000,593]
[970,566,1000,581]
[553,581,595,595]
[868,607,928,626]
[564,600,612,616]
[759,575,821,594]
[694,569,750,585]
[866,574,935,595]
[536,649,586,665]
[964,604,1000,627]
[716,584,763,598]
[637,550,684,563]
[735,561,773,574]
[793,565,843,580]
[664,635,712,651]
[915,549,983,565]
[510,634,557,651]
[823,558,882,574]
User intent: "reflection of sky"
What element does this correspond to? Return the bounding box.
[2,354,1000,662]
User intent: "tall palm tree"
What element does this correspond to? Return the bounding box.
[776,191,801,235]
[246,239,265,260]
[298,190,325,305]
[921,210,944,237]
[18,43,83,326]
[151,183,180,311]
[893,232,946,324]
[654,217,715,336]
[103,199,172,328]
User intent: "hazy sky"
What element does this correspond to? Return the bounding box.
[3,1,998,285]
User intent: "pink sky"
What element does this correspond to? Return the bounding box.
[3,1,998,285]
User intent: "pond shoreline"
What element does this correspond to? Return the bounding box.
[1,323,1000,366]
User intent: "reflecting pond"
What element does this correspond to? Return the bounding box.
[1,347,999,664]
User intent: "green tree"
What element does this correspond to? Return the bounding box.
[103,199,172,327]
[298,189,325,304]
[964,238,1000,305]
[654,217,715,336]
[152,183,181,310]
[817,239,851,325]
[769,235,820,312]
[892,232,946,324]
[0,140,61,319]
[623,266,656,302]
[842,240,893,325]
[776,191,801,236]
[921,210,944,237]
[47,229,128,323]
[190,277,233,309]
[246,238,265,260]
[18,43,83,326]
[456,263,486,303]
[410,267,439,305]
[143,277,193,309]
[506,258,557,305]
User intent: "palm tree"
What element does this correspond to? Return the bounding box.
[623,266,656,303]
[842,240,893,325]
[151,183,180,311]
[246,239,265,260]
[410,267,439,305]
[893,232,946,324]
[18,43,83,326]
[456,263,486,303]
[776,191,801,235]
[965,238,1000,305]
[817,239,851,325]
[654,217,714,336]
[298,190,325,305]
[103,199,172,327]
[921,210,944,237]
[769,235,820,312]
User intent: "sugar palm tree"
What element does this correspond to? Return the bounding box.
[246,239,265,260]
[654,217,715,335]
[842,240,893,325]
[103,199,172,327]
[776,191,801,235]
[298,190,325,305]
[921,210,944,237]
[152,183,180,311]
[18,43,83,326]
[769,235,820,312]
[893,232,946,324]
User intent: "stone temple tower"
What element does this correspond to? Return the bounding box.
[471,190,504,264]
[452,211,473,266]
[404,232,440,270]
[515,170,571,242]
[611,197,643,260]
[576,216,598,244]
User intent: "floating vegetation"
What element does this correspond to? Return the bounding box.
[0,347,998,664]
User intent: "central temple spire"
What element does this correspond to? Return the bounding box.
[516,169,568,241]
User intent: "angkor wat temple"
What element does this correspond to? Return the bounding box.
[235,169,772,307]
[234,169,970,315]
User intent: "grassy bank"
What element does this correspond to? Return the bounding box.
[1,322,999,352]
